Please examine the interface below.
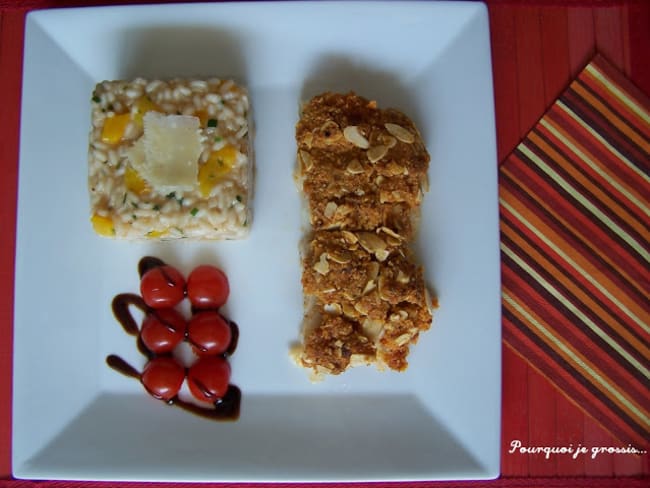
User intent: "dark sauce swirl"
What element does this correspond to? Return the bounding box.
[106,256,241,421]
[137,256,166,278]
[106,354,140,379]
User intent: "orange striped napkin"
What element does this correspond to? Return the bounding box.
[500,54,649,448]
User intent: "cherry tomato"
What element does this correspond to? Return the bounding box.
[140,356,185,401]
[140,265,186,308]
[140,308,186,354]
[187,311,232,356]
[187,356,231,402]
[186,265,229,309]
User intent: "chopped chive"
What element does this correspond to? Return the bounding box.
[190,207,199,216]
[174,226,184,235]
[166,191,176,199]
[214,136,222,142]
[107,103,114,111]
[207,119,218,128]
[122,193,127,204]
[153,204,160,211]
[92,95,101,103]
[131,201,138,209]
[178,197,184,208]
[236,195,242,203]
[132,214,137,220]
[243,218,248,227]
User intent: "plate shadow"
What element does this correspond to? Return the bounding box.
[300,54,427,133]
[117,25,247,82]
[20,392,484,481]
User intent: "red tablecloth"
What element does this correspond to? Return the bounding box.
[1,0,648,486]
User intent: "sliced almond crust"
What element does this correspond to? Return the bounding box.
[293,92,436,380]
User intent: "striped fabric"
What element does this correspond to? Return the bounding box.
[500,55,649,448]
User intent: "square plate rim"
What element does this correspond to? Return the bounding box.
[13,0,501,482]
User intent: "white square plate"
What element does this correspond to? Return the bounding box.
[13,1,501,482]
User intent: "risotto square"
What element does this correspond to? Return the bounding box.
[88,78,253,240]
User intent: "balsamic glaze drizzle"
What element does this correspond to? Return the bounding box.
[106,256,241,421]
[137,256,166,278]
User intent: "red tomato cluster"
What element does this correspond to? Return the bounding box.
[140,264,230,310]
[138,262,234,403]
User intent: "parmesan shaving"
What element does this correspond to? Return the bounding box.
[141,112,201,191]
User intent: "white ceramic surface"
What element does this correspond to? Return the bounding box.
[13,1,501,482]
